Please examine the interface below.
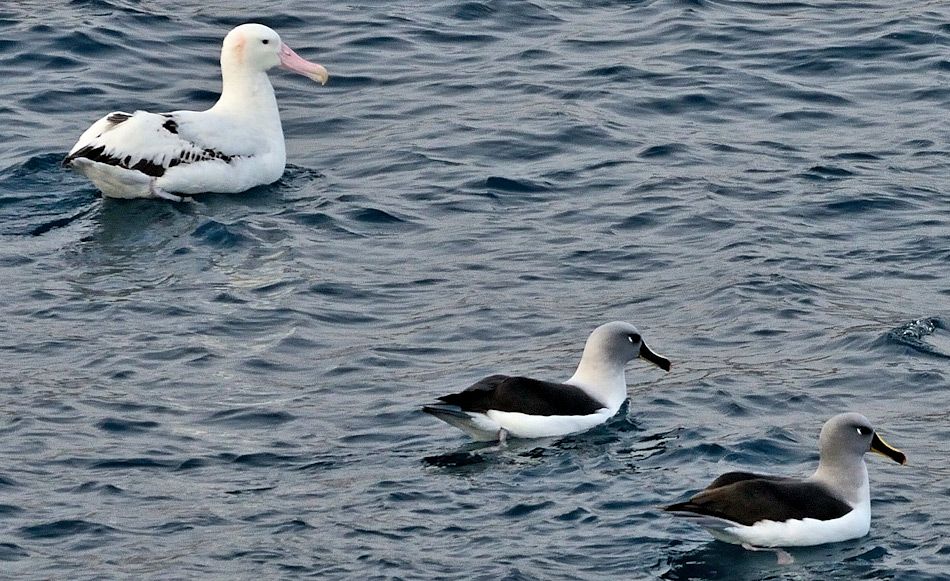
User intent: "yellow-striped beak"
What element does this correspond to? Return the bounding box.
[871,431,907,465]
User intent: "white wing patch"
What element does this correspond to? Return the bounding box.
[63,110,243,177]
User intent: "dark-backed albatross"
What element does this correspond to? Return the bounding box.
[423,321,671,442]
[664,412,906,555]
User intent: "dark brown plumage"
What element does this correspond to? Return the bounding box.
[665,472,853,526]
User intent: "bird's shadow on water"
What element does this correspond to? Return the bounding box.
[72,197,198,256]
[13,155,326,240]
[73,182,285,248]
[420,437,553,472]
[663,542,783,580]
[662,538,881,580]
[84,165,326,226]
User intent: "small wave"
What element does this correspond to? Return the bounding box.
[413,29,496,45]
[310,281,374,299]
[204,408,296,428]
[271,519,316,533]
[639,143,689,159]
[829,151,881,161]
[0,153,98,236]
[586,64,644,82]
[820,196,915,216]
[348,207,407,224]
[190,219,248,247]
[780,89,852,106]
[227,452,300,467]
[18,519,118,540]
[70,481,123,495]
[0,504,23,516]
[803,165,855,179]
[347,35,413,50]
[89,458,177,470]
[484,175,548,193]
[422,450,487,468]
[224,485,277,495]
[773,109,839,122]
[642,93,719,115]
[452,2,496,21]
[447,0,560,26]
[174,458,207,471]
[0,542,29,561]
[51,28,123,57]
[95,418,160,433]
[501,500,555,518]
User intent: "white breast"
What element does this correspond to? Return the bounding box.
[486,408,614,439]
[714,496,871,548]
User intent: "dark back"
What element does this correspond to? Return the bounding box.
[438,375,606,416]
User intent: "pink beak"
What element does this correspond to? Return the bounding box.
[278,42,328,85]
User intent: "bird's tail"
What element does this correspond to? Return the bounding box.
[422,405,498,441]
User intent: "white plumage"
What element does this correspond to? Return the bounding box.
[64,23,328,201]
[480,408,617,440]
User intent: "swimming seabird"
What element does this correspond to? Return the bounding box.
[423,321,671,442]
[63,23,328,201]
[664,412,906,552]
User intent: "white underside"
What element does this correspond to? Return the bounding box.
[698,496,871,548]
[447,407,616,441]
[71,154,284,199]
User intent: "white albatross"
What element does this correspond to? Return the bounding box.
[63,23,328,201]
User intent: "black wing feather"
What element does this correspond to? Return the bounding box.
[107,112,132,124]
[437,375,605,416]
[63,111,237,175]
[64,144,167,176]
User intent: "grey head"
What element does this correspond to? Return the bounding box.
[579,321,671,371]
[818,412,906,467]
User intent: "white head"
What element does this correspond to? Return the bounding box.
[221,23,328,84]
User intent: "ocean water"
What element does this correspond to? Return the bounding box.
[1,0,948,578]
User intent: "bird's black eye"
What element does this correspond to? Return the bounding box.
[856,426,871,436]
[628,334,641,344]
[262,39,270,45]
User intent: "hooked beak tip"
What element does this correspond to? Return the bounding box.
[279,43,328,85]
[639,342,671,372]
[871,432,907,465]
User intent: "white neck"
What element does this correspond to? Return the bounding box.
[567,355,628,412]
[211,66,283,133]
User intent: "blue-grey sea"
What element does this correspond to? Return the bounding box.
[1,0,948,579]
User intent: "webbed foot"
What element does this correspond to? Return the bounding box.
[149,180,189,202]
[741,543,794,565]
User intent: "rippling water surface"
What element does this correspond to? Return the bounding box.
[1,0,948,579]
